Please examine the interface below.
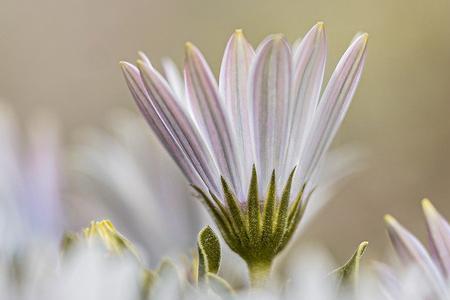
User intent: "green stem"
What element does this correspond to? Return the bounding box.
[247,260,272,288]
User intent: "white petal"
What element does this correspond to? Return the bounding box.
[249,34,292,192]
[299,33,368,183]
[281,22,327,182]
[184,43,243,198]
[219,29,255,190]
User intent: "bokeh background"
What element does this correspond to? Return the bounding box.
[1,0,450,263]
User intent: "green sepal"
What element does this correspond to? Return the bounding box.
[261,171,276,248]
[197,226,221,279]
[272,168,296,247]
[221,177,250,245]
[331,241,369,286]
[192,186,240,253]
[247,165,260,244]
[206,273,235,297]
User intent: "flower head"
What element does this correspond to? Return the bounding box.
[120,23,368,271]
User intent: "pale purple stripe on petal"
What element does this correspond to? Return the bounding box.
[137,60,222,195]
[249,34,292,193]
[422,199,450,277]
[120,62,205,190]
[384,215,448,296]
[219,29,255,190]
[184,43,243,198]
[281,22,327,183]
[162,58,187,108]
[299,33,368,183]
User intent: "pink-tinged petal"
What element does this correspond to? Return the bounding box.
[422,199,450,277]
[120,61,206,191]
[384,215,448,295]
[281,22,327,182]
[249,34,292,192]
[299,33,368,183]
[219,30,255,188]
[184,43,243,198]
[136,60,222,195]
[138,51,152,67]
[162,58,186,107]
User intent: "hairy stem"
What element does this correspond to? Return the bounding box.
[247,260,272,288]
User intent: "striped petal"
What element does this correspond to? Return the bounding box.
[136,60,222,195]
[281,22,327,182]
[120,62,197,186]
[184,43,243,198]
[299,33,368,183]
[249,35,292,193]
[384,215,448,295]
[161,58,187,108]
[219,30,255,188]
[422,199,450,277]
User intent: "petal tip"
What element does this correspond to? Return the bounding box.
[315,21,325,31]
[234,28,244,36]
[384,214,397,226]
[422,198,437,216]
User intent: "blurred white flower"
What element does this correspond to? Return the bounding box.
[0,103,62,254]
[69,110,206,263]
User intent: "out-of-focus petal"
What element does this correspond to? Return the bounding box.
[299,33,368,183]
[249,34,292,193]
[219,29,255,188]
[384,214,448,296]
[422,199,450,277]
[184,43,242,198]
[281,22,327,182]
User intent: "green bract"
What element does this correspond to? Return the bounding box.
[194,167,310,286]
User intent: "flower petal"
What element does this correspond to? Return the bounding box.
[384,214,448,295]
[281,22,327,182]
[161,58,187,108]
[219,30,255,188]
[422,199,450,277]
[136,60,222,195]
[299,33,368,183]
[184,43,243,198]
[249,34,292,193]
[121,61,211,192]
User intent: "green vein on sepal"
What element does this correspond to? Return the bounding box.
[272,167,296,246]
[210,191,241,241]
[261,171,276,248]
[277,187,310,253]
[197,226,221,280]
[192,185,238,251]
[221,176,250,245]
[247,165,260,244]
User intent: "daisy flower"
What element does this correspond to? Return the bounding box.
[120,22,368,284]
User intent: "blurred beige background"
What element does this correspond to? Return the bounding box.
[1,0,450,262]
